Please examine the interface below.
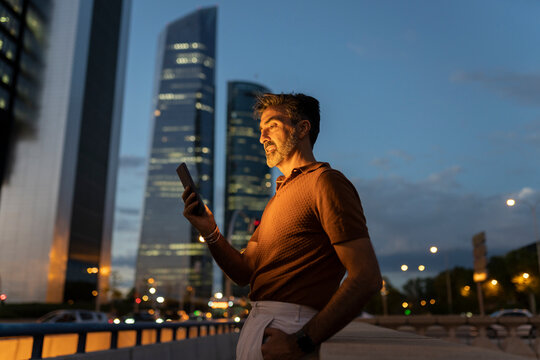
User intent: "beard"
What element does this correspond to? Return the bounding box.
[265,128,299,168]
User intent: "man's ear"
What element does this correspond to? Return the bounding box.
[298,120,311,139]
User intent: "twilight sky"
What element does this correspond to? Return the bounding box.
[112,0,540,293]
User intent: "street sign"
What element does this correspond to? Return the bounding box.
[472,232,487,282]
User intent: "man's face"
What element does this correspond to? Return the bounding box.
[259,107,299,168]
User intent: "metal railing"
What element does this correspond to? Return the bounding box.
[0,319,243,359]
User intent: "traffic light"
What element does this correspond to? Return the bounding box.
[472,232,487,282]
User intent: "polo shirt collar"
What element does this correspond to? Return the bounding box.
[275,162,329,191]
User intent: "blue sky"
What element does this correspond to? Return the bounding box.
[112,0,540,292]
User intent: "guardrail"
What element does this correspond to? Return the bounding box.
[0,320,243,359]
[358,315,540,358]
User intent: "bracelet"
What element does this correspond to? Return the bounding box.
[203,225,221,244]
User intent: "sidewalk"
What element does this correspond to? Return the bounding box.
[321,320,530,360]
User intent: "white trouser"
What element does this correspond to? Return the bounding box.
[236,301,319,360]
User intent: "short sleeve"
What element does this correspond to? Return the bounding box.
[315,170,369,244]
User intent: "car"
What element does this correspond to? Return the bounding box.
[37,310,109,323]
[121,311,161,324]
[487,309,536,338]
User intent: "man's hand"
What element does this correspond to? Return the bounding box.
[261,328,305,360]
[182,186,216,236]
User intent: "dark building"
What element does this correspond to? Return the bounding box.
[224,81,272,297]
[0,0,50,191]
[0,0,131,304]
[135,7,217,302]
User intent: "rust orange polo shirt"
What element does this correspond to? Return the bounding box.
[246,162,370,311]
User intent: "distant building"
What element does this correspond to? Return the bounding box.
[0,0,131,303]
[224,81,272,297]
[134,7,217,302]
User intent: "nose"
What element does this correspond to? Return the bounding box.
[260,128,269,144]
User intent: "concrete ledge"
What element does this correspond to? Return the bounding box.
[50,333,239,360]
[320,321,530,360]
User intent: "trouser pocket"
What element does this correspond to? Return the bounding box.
[236,313,274,360]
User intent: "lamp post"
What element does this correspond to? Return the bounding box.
[506,197,540,298]
[430,246,453,314]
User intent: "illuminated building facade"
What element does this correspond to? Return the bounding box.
[0,0,131,303]
[224,81,272,297]
[134,7,217,301]
[0,0,50,192]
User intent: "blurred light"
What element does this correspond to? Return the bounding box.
[156,318,164,324]
[491,279,498,286]
[465,312,473,318]
[149,287,156,294]
[157,296,165,303]
[418,265,425,272]
[473,272,487,282]
[523,273,530,279]
[420,300,427,306]
[113,318,121,324]
[401,302,409,308]
[228,301,234,307]
[135,298,141,304]
[234,316,241,323]
[193,310,201,316]
[401,265,408,271]
[506,198,516,207]
[92,290,98,297]
[148,309,155,315]
[154,110,161,117]
[199,235,205,243]
[429,246,438,254]
[464,285,470,291]
[125,318,135,324]
[0,294,6,301]
[148,278,155,284]
[404,309,411,315]
[429,299,436,305]
[215,292,223,299]
[208,301,213,307]
[461,286,471,297]
[205,312,212,319]
[142,295,149,301]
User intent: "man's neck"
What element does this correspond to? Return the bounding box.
[277,149,316,178]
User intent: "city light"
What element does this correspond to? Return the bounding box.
[491,279,498,286]
[401,264,408,271]
[135,298,141,304]
[523,273,530,279]
[506,198,516,207]
[142,295,149,301]
[91,290,98,297]
[418,265,425,272]
[429,299,436,305]
[199,235,205,243]
[0,294,6,301]
[401,302,409,308]
[214,292,223,299]
[149,287,156,294]
[420,300,427,306]
[429,246,438,254]
[147,278,155,284]
[156,296,165,303]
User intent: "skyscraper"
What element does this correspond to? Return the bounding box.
[134,7,217,302]
[224,81,272,297]
[0,0,131,303]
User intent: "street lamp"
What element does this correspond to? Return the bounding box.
[506,197,540,307]
[429,245,453,313]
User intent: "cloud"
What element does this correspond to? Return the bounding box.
[451,70,540,106]
[119,155,146,169]
[352,174,536,279]
[371,149,414,170]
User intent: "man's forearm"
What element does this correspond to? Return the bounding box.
[302,273,382,345]
[206,233,252,286]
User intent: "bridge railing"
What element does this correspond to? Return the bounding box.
[0,320,243,359]
[358,315,540,358]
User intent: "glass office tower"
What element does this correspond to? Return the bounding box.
[135,7,217,302]
[0,0,50,192]
[224,81,272,297]
[0,0,130,303]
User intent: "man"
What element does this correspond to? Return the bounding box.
[182,93,382,360]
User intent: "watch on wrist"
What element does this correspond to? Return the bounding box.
[295,329,316,354]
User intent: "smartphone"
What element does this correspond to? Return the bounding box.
[176,163,205,215]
